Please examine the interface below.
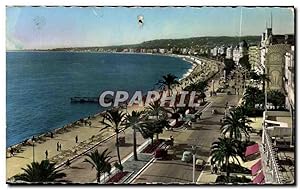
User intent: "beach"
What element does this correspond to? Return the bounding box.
[6,54,220,180]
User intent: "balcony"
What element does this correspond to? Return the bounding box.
[261,111,294,184]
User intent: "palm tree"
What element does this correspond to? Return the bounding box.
[258,73,270,92]
[103,161,112,182]
[100,109,126,167]
[125,111,146,160]
[146,100,166,120]
[220,110,252,141]
[243,86,264,109]
[268,90,286,110]
[211,137,241,181]
[157,73,180,95]
[140,121,156,145]
[14,160,66,182]
[154,117,170,139]
[185,80,208,103]
[84,149,112,183]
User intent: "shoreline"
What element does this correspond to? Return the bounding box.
[7,52,196,149]
[6,55,220,179]
[6,53,202,151]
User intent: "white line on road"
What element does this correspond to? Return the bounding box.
[128,157,155,184]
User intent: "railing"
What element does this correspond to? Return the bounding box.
[261,123,282,184]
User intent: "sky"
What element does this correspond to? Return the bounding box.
[6,6,294,50]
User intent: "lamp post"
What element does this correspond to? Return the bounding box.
[32,136,36,162]
[212,80,215,95]
[192,145,197,183]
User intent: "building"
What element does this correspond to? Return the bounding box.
[181,48,188,55]
[159,48,166,54]
[232,40,248,64]
[284,45,295,144]
[225,46,233,59]
[211,47,218,57]
[248,45,261,73]
[259,27,295,184]
[265,44,291,91]
[232,46,240,63]
[217,45,226,55]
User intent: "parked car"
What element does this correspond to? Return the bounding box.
[154,148,168,160]
[195,159,206,171]
[181,151,193,162]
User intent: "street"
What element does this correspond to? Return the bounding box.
[133,70,244,184]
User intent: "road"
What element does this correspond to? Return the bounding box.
[133,70,244,184]
[61,128,146,182]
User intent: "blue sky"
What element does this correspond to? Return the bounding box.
[6,7,294,50]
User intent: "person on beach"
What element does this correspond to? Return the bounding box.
[50,132,54,138]
[45,150,48,159]
[57,142,60,151]
[59,144,62,151]
[75,135,78,143]
[10,148,14,157]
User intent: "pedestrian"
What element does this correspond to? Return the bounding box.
[170,135,174,143]
[211,164,214,174]
[45,150,48,159]
[57,142,59,151]
[65,159,71,168]
[213,165,218,174]
[187,121,192,128]
[50,132,54,138]
[10,148,14,157]
[59,144,62,151]
[75,135,78,143]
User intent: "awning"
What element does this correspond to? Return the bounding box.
[245,143,259,157]
[252,171,265,184]
[251,159,262,176]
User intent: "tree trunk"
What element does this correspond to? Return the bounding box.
[133,128,138,161]
[226,158,230,182]
[97,172,100,183]
[116,132,122,166]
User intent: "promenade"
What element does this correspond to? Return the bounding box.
[7,56,221,183]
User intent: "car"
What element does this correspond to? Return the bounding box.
[154,148,168,159]
[181,151,193,162]
[195,159,206,171]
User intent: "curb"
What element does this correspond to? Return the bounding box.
[54,129,125,169]
[127,157,155,184]
[93,139,151,183]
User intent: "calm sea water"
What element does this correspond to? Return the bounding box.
[6,52,191,147]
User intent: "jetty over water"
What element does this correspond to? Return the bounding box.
[70,96,113,103]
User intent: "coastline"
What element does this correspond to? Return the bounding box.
[6,53,219,180]
[6,52,195,149]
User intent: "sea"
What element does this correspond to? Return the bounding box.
[6,51,192,147]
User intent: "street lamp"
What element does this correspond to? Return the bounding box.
[212,80,215,95]
[32,136,36,162]
[224,102,228,117]
[192,145,197,183]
